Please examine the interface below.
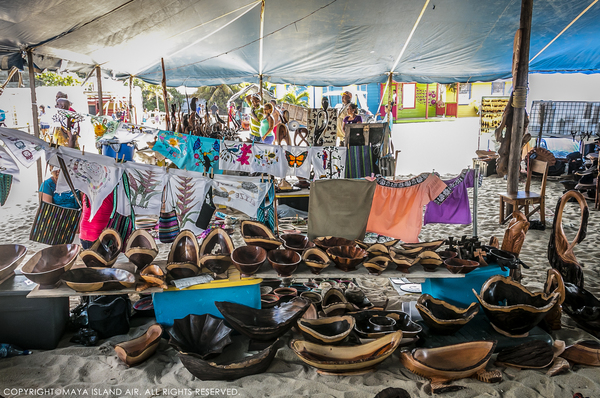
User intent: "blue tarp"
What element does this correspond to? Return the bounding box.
[0,0,599,86]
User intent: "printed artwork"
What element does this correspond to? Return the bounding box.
[117,162,168,216]
[218,140,253,172]
[90,115,120,141]
[0,127,52,168]
[0,145,20,180]
[251,143,285,177]
[152,131,190,169]
[307,108,338,146]
[310,146,347,180]
[187,136,222,174]
[282,145,311,178]
[212,175,270,218]
[104,122,157,145]
[166,168,211,235]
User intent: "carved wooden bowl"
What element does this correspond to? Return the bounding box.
[474,275,560,337]
[231,245,266,277]
[400,240,445,252]
[326,246,368,272]
[199,256,231,276]
[124,229,158,269]
[168,314,233,360]
[215,298,311,341]
[437,250,458,261]
[562,282,600,334]
[297,316,355,345]
[363,256,390,275]
[273,287,298,303]
[416,294,479,335]
[139,264,167,289]
[61,267,136,292]
[561,340,600,366]
[281,234,315,254]
[302,248,330,275]
[199,227,235,257]
[167,230,200,279]
[445,258,479,274]
[81,229,123,268]
[21,244,80,288]
[0,244,27,281]
[352,310,422,339]
[268,249,301,277]
[291,331,403,375]
[313,236,356,251]
[417,251,443,271]
[389,250,419,272]
[366,243,392,257]
[261,294,280,309]
[300,291,323,307]
[115,323,163,367]
[399,341,496,382]
[241,220,282,251]
[260,278,282,290]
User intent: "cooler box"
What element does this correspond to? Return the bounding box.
[102,142,135,161]
[0,276,69,350]
[421,263,509,308]
[152,278,261,327]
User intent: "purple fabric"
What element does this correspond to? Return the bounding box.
[424,169,480,225]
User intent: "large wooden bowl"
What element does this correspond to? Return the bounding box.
[363,256,390,275]
[168,314,233,360]
[268,249,301,277]
[562,282,600,335]
[21,244,80,288]
[231,245,266,277]
[81,229,123,267]
[302,248,331,275]
[297,316,355,345]
[281,233,315,254]
[199,256,231,276]
[215,298,311,341]
[416,294,479,335]
[326,246,368,272]
[561,340,600,366]
[124,229,158,268]
[389,250,419,272]
[445,258,479,274]
[291,331,403,375]
[399,341,496,382]
[167,230,200,279]
[199,227,235,257]
[115,324,163,367]
[241,220,282,251]
[474,275,560,337]
[261,294,281,309]
[313,236,356,251]
[400,240,445,252]
[0,244,27,281]
[352,310,422,339]
[61,267,136,292]
[417,251,443,271]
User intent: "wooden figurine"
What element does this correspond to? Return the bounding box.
[501,210,530,280]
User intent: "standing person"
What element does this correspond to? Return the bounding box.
[79,192,114,249]
[39,166,80,209]
[343,103,362,131]
[56,91,76,112]
[55,99,80,148]
[270,100,282,126]
[210,102,219,122]
[260,103,275,144]
[39,105,51,140]
[245,94,263,142]
[336,91,352,141]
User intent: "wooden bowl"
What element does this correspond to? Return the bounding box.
[281,234,315,253]
[168,314,233,360]
[297,316,355,345]
[21,244,80,288]
[261,294,280,309]
[241,220,282,251]
[445,258,479,274]
[268,249,301,277]
[352,310,422,339]
[300,291,323,307]
[363,256,390,275]
[215,298,311,341]
[400,240,445,252]
[389,250,419,272]
[291,331,403,375]
[124,229,158,268]
[81,229,122,268]
[177,337,280,381]
[562,282,600,335]
[166,263,199,280]
[139,264,167,289]
[474,275,560,337]
[437,250,458,261]
[416,294,479,335]
[313,236,356,251]
[61,267,136,292]
[260,278,282,290]
[199,227,235,257]
[231,245,266,277]
[199,256,231,276]
[302,248,331,275]
[326,246,368,272]
[561,340,600,366]
[167,230,200,277]
[399,341,496,382]
[115,324,163,367]
[0,244,27,281]
[417,251,443,270]
[273,287,298,303]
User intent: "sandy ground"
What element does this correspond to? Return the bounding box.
[0,174,599,398]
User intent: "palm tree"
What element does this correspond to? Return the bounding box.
[281,89,309,107]
[194,84,241,111]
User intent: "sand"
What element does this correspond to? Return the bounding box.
[0,174,599,398]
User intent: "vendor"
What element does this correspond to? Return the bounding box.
[54,98,80,148]
[260,103,275,145]
[336,91,352,141]
[245,94,263,142]
[80,192,114,249]
[39,166,80,209]
[343,103,362,131]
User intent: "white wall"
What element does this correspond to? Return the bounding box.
[528,73,600,106]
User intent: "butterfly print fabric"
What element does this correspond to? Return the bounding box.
[282,145,311,178]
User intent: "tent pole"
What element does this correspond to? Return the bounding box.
[96,66,103,116]
[161,58,170,130]
[26,49,42,189]
[259,75,264,104]
[425,83,429,119]
[128,75,133,124]
[258,0,265,104]
[507,0,533,195]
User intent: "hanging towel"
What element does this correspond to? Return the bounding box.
[345,145,374,178]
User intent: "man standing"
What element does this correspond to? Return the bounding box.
[245,94,263,142]
[336,91,352,142]
[210,102,219,122]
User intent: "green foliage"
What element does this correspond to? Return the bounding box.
[193,84,242,112]
[132,79,184,112]
[281,89,309,107]
[38,71,81,86]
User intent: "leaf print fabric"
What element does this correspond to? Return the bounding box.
[166,168,211,235]
[251,143,285,177]
[117,162,168,216]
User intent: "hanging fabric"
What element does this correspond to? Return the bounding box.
[166,168,212,235]
[218,140,253,172]
[281,145,311,179]
[256,181,276,232]
[152,131,191,169]
[0,173,13,206]
[251,143,286,177]
[0,145,20,180]
[345,145,374,178]
[117,161,167,216]
[310,146,347,179]
[212,175,270,218]
[107,172,136,248]
[186,136,222,174]
[0,127,54,168]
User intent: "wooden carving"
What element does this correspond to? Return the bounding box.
[548,190,588,289]
[543,268,566,330]
[501,210,530,256]
[494,93,531,177]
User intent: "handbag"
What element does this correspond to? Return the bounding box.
[195,187,216,230]
[0,173,12,206]
[87,295,131,339]
[29,157,82,245]
[158,182,179,243]
[107,172,135,248]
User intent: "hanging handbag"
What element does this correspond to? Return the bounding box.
[0,173,12,206]
[158,181,179,243]
[29,157,83,245]
[106,172,135,248]
[195,187,216,230]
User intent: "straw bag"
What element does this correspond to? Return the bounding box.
[30,157,82,245]
[106,172,135,248]
[158,182,179,243]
